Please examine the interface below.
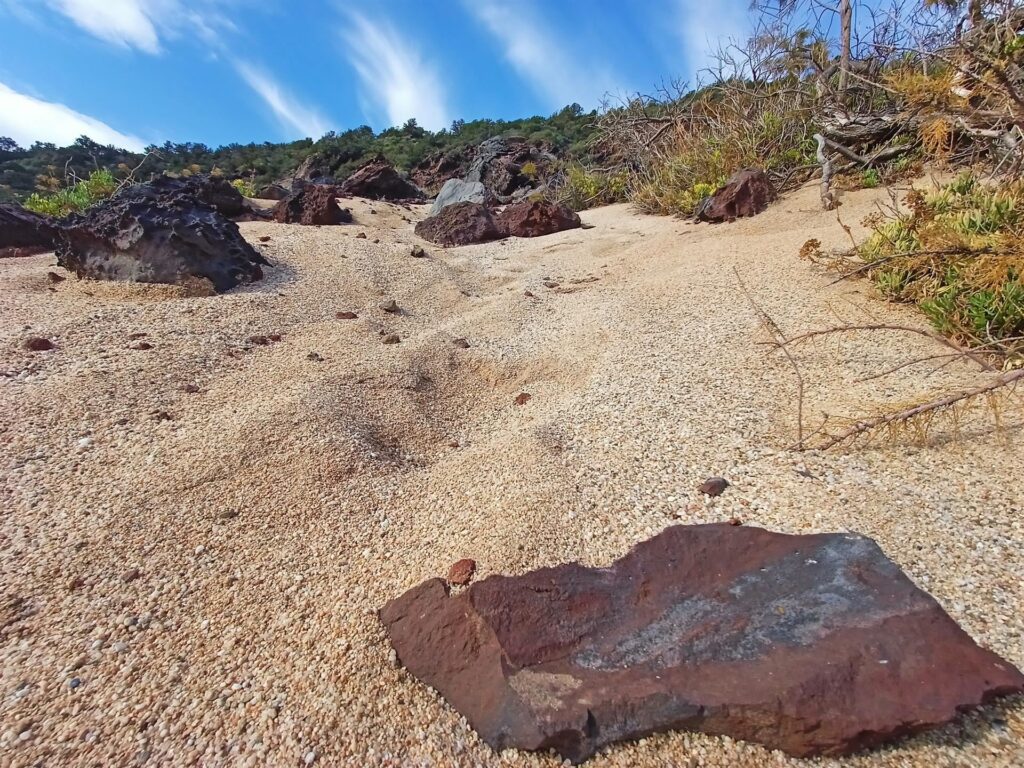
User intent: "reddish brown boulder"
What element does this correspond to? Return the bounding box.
[414,202,501,246]
[380,523,1023,763]
[695,169,777,223]
[1,203,56,258]
[273,185,353,226]
[341,157,423,201]
[497,200,581,238]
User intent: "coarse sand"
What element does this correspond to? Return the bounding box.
[1,184,1021,766]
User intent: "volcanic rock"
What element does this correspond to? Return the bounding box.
[695,169,777,223]
[447,559,476,586]
[122,174,250,219]
[380,523,1024,763]
[23,336,55,352]
[429,179,492,216]
[256,184,289,201]
[698,476,729,496]
[341,157,423,201]
[273,186,353,226]
[55,185,269,292]
[411,149,475,196]
[414,202,502,246]
[466,137,556,203]
[1,203,57,258]
[497,200,581,238]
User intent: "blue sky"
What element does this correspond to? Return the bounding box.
[0,0,754,150]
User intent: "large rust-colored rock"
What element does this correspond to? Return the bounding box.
[0,203,56,258]
[56,185,268,292]
[380,523,1023,763]
[414,202,501,246]
[272,185,352,226]
[341,157,423,201]
[497,199,581,238]
[695,169,777,223]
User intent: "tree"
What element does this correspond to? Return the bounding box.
[758,0,855,100]
[0,136,21,154]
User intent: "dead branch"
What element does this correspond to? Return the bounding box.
[812,368,1023,450]
[735,267,806,448]
[814,133,837,210]
[776,323,997,372]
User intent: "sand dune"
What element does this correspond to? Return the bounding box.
[1,185,1021,766]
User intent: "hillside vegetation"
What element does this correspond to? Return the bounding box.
[0,104,598,204]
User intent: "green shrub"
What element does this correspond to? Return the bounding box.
[857,173,1024,355]
[230,178,257,198]
[861,168,881,188]
[557,164,628,211]
[22,169,118,217]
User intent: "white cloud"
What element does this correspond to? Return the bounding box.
[46,0,161,52]
[43,0,234,53]
[233,61,330,139]
[340,11,450,131]
[677,0,751,75]
[464,0,622,109]
[0,81,146,150]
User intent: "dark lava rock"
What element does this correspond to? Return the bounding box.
[23,336,55,352]
[411,245,427,258]
[447,559,476,586]
[497,200,581,238]
[55,181,268,292]
[695,169,777,223]
[414,202,502,247]
[341,156,423,201]
[336,311,358,320]
[273,185,352,226]
[1,203,57,258]
[380,523,1024,763]
[513,392,532,406]
[698,476,729,496]
[122,174,250,219]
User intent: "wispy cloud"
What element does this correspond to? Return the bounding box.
[233,61,330,139]
[463,0,622,109]
[42,0,235,54]
[676,0,751,75]
[45,0,162,52]
[340,11,450,131]
[0,80,146,150]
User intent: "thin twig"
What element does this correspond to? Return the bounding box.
[734,267,806,448]
[814,368,1024,450]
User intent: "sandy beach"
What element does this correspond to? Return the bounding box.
[2,183,1022,767]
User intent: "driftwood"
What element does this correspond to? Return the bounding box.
[814,134,837,210]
